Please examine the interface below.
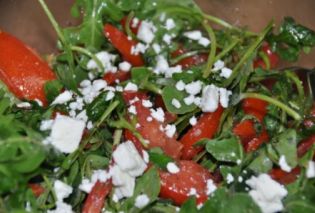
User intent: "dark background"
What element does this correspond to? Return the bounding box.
[1,0,315,67]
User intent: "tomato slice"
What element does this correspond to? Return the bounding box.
[0,31,56,105]
[180,106,223,160]
[297,134,315,157]
[123,91,183,159]
[269,167,301,185]
[244,129,269,152]
[103,70,131,85]
[103,24,144,67]
[29,183,45,197]
[120,16,141,35]
[159,160,213,205]
[254,43,279,69]
[82,180,112,213]
[233,120,257,142]
[171,47,208,69]
[242,98,268,122]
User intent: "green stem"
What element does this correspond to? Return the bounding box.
[202,21,217,78]
[258,51,271,70]
[125,11,137,40]
[143,82,162,95]
[223,21,274,87]
[240,92,301,121]
[170,50,208,65]
[70,46,104,71]
[113,129,123,146]
[214,38,239,61]
[285,70,305,104]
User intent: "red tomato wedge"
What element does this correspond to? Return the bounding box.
[103,24,144,66]
[123,91,183,159]
[269,167,301,185]
[29,183,45,197]
[159,160,213,205]
[297,134,315,157]
[180,106,223,160]
[82,180,112,213]
[0,31,56,105]
[254,43,279,69]
[120,16,141,35]
[103,70,131,85]
[244,129,269,152]
[171,47,208,69]
[242,98,268,122]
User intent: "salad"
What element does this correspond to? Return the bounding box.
[0,0,315,212]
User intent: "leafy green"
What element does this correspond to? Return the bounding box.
[205,136,244,163]
[148,148,174,169]
[179,197,198,213]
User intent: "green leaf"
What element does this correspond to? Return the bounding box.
[205,136,244,163]
[179,197,198,213]
[86,92,111,122]
[44,80,63,104]
[272,129,298,168]
[162,85,197,114]
[131,67,151,86]
[148,148,173,169]
[120,167,161,212]
[248,148,273,173]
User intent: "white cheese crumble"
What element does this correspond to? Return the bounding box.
[165,18,176,30]
[198,37,211,47]
[226,173,234,184]
[166,162,180,174]
[213,60,225,71]
[200,84,232,112]
[219,88,232,108]
[137,21,156,44]
[164,124,176,138]
[106,91,115,101]
[131,17,139,28]
[87,51,117,73]
[51,90,73,105]
[206,179,217,195]
[128,105,137,115]
[184,31,202,40]
[220,67,232,78]
[279,155,292,172]
[111,141,147,200]
[175,80,186,91]
[142,100,153,108]
[40,119,54,131]
[124,82,138,91]
[131,43,148,55]
[48,115,85,153]
[16,102,31,108]
[134,194,150,208]
[185,81,202,95]
[171,98,181,109]
[163,34,172,45]
[246,174,288,213]
[306,161,315,178]
[184,95,195,106]
[152,43,161,54]
[119,61,132,72]
[48,180,73,213]
[189,116,197,126]
[150,107,165,122]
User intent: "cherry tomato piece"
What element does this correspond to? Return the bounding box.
[103,24,144,66]
[159,160,213,205]
[297,134,315,157]
[242,98,268,122]
[29,183,45,197]
[120,16,141,35]
[254,43,279,69]
[0,31,56,105]
[269,167,301,185]
[180,106,223,160]
[103,70,131,85]
[82,180,112,213]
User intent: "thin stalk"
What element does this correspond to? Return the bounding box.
[223,21,274,87]
[240,92,301,121]
[113,129,123,146]
[285,70,305,103]
[70,46,104,71]
[214,38,239,61]
[170,50,208,65]
[125,11,137,40]
[202,21,217,78]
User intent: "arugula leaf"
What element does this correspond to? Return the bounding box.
[248,148,273,173]
[148,148,173,170]
[268,17,315,61]
[205,136,244,163]
[86,91,111,122]
[179,197,198,213]
[44,80,63,104]
[162,85,197,114]
[119,167,161,212]
[271,129,298,168]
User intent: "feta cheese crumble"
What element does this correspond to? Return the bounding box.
[48,180,73,213]
[176,80,186,91]
[124,82,138,91]
[246,174,288,213]
[184,31,202,40]
[87,51,117,73]
[206,179,217,195]
[185,81,202,95]
[119,61,132,72]
[137,21,156,44]
[200,84,232,112]
[48,115,85,153]
[189,116,197,126]
[150,107,165,122]
[226,173,234,184]
[165,18,176,30]
[171,98,181,109]
[135,194,150,208]
[166,162,180,174]
[306,161,315,178]
[51,90,73,105]
[279,155,292,172]
[164,124,176,138]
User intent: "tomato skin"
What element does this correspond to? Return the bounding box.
[159,160,213,205]
[244,129,269,152]
[269,167,301,185]
[103,70,130,85]
[120,16,141,34]
[123,92,183,159]
[0,31,56,105]
[82,180,112,213]
[233,120,257,142]
[103,24,144,66]
[171,47,208,69]
[297,134,315,157]
[29,183,45,197]
[242,98,268,122]
[253,44,279,69]
[180,106,223,160]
